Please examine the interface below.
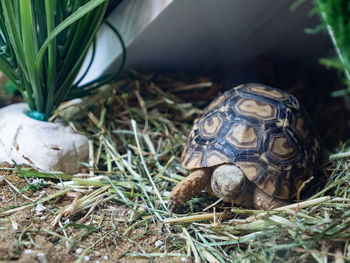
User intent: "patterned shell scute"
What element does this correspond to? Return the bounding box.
[181,83,320,199]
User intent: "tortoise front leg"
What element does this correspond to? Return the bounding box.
[168,168,211,212]
[253,187,288,210]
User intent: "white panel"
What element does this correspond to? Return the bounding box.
[123,0,329,71]
[82,0,330,81]
[81,0,173,83]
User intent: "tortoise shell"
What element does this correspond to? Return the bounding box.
[181,83,320,199]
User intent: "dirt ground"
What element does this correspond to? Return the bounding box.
[0,169,183,263]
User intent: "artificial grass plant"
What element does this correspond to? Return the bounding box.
[293,0,350,97]
[0,0,125,121]
[313,0,350,97]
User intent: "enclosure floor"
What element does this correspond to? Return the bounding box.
[0,169,183,263]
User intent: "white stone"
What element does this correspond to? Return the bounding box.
[75,248,83,254]
[11,220,18,230]
[37,252,48,263]
[24,249,34,255]
[154,240,163,247]
[38,190,46,198]
[32,178,43,184]
[36,204,45,215]
[0,103,88,174]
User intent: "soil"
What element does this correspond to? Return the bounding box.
[0,169,183,263]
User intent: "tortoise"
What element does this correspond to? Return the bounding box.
[168,83,320,211]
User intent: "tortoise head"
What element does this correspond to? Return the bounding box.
[210,164,254,208]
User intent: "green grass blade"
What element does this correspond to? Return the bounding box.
[1,1,27,78]
[69,20,126,99]
[44,0,57,115]
[20,0,44,112]
[0,56,18,87]
[0,5,17,66]
[1,1,35,108]
[53,3,108,106]
[36,0,108,72]
[56,16,91,87]
[74,38,97,87]
[55,3,107,89]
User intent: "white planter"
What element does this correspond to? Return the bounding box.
[0,103,88,174]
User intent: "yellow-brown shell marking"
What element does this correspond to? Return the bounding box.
[202,91,230,115]
[225,123,259,149]
[199,113,224,138]
[269,134,297,161]
[235,161,264,182]
[235,98,277,121]
[295,117,310,142]
[245,85,288,100]
[206,150,230,167]
[181,150,200,169]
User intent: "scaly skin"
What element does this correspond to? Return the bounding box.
[210,164,287,209]
[253,187,288,210]
[168,164,288,211]
[168,168,211,212]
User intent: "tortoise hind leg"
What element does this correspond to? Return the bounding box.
[168,169,211,212]
[253,187,288,210]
